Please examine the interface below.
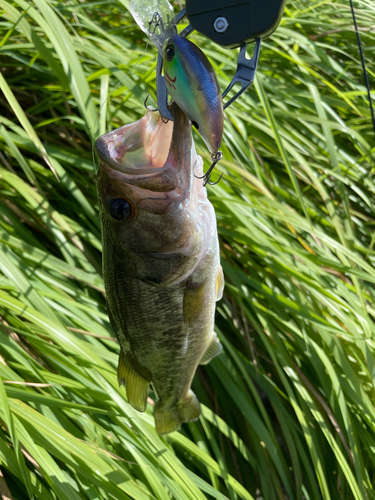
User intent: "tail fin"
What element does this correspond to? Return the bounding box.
[118,351,149,412]
[154,405,182,435]
[154,390,201,435]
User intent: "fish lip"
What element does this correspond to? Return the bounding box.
[96,134,123,172]
[95,113,167,177]
[95,105,193,192]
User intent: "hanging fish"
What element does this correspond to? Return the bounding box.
[96,104,224,435]
[163,35,224,156]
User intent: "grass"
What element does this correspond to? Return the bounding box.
[0,0,374,498]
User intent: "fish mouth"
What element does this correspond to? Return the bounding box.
[95,104,193,192]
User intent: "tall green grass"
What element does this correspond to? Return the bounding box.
[0,0,374,498]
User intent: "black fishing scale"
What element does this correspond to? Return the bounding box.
[185,0,286,47]
[157,0,287,121]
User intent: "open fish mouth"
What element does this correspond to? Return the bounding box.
[95,105,194,192]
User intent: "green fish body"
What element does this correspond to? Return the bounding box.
[163,35,224,155]
[96,105,224,435]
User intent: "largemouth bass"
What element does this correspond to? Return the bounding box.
[96,104,224,435]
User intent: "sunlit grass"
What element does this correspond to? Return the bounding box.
[0,0,374,498]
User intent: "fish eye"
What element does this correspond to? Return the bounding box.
[109,198,132,221]
[165,44,175,62]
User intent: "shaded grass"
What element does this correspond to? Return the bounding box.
[0,0,374,498]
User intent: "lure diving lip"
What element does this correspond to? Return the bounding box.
[162,34,224,157]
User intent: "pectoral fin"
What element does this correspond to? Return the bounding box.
[216,265,224,301]
[118,351,149,412]
[199,334,222,365]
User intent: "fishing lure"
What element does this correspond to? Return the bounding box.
[129,0,287,182]
[162,35,224,182]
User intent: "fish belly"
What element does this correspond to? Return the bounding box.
[103,234,219,434]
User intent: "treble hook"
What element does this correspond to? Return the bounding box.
[148,12,163,36]
[144,94,158,112]
[195,151,223,186]
[145,94,169,122]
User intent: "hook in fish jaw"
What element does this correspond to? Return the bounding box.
[144,94,158,112]
[222,38,261,110]
[195,151,223,186]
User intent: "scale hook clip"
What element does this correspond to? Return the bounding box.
[222,37,261,110]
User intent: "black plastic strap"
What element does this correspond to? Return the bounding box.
[222,38,261,110]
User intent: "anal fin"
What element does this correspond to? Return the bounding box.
[199,334,222,365]
[118,351,149,412]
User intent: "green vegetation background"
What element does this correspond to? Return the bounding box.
[0,0,374,498]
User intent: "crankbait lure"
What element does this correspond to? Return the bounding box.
[129,0,287,182]
[163,35,223,171]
